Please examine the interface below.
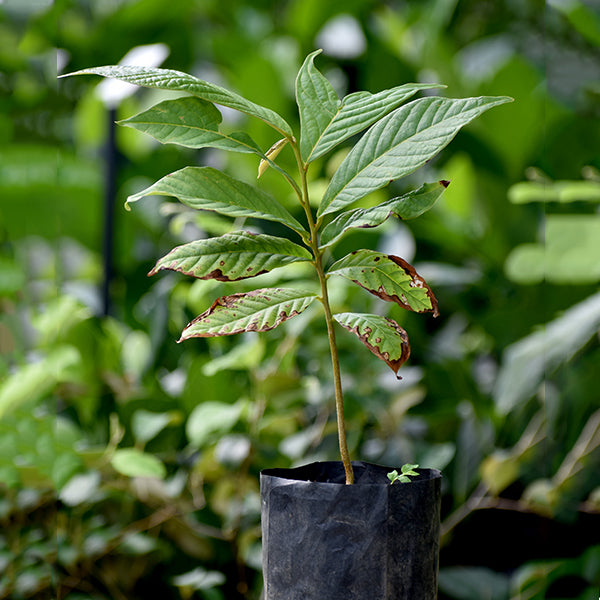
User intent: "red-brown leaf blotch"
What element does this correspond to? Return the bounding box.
[387,255,439,317]
[337,317,411,379]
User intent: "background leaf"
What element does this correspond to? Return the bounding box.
[493,289,600,414]
[186,401,244,448]
[111,449,167,479]
[318,95,512,216]
[438,566,510,600]
[0,347,81,418]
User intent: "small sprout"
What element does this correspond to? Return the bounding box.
[257,138,288,178]
[388,463,419,484]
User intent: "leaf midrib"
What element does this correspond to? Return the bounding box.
[323,98,491,209]
[124,117,261,152]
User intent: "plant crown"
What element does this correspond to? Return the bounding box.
[64,50,511,483]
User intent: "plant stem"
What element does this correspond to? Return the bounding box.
[315,254,354,485]
[291,143,354,485]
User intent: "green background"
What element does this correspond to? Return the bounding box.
[1,1,599,598]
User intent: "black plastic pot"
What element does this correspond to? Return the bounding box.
[260,461,441,600]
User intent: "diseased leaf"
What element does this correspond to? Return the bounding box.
[320,180,449,247]
[149,232,311,281]
[296,51,445,163]
[62,65,293,135]
[180,288,318,339]
[333,312,410,378]
[126,166,307,234]
[119,97,262,154]
[318,95,513,217]
[328,250,439,315]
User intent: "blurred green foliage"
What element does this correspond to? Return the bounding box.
[1,1,599,599]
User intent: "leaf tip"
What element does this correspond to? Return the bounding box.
[440,179,451,188]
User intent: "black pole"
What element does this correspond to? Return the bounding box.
[101,107,117,317]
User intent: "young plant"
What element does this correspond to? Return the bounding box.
[388,464,420,484]
[64,50,511,484]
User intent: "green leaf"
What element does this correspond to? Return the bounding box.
[180,288,318,339]
[59,472,101,506]
[111,448,167,479]
[132,409,180,444]
[296,50,341,162]
[201,336,265,375]
[296,50,445,163]
[318,95,513,217]
[0,346,81,418]
[493,289,600,414]
[119,97,263,154]
[438,567,510,600]
[126,166,307,234]
[150,232,311,281]
[387,467,418,484]
[186,401,244,448]
[320,180,449,246]
[401,463,419,477]
[63,65,293,135]
[333,312,411,378]
[328,250,439,315]
[172,566,227,590]
[508,180,600,204]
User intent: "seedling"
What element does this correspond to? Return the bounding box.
[387,464,420,484]
[63,50,511,484]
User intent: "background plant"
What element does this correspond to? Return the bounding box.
[1,1,599,599]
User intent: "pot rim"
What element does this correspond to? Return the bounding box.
[261,460,442,487]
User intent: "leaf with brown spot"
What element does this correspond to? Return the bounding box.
[328,250,439,315]
[149,232,311,281]
[179,288,318,340]
[333,312,411,378]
